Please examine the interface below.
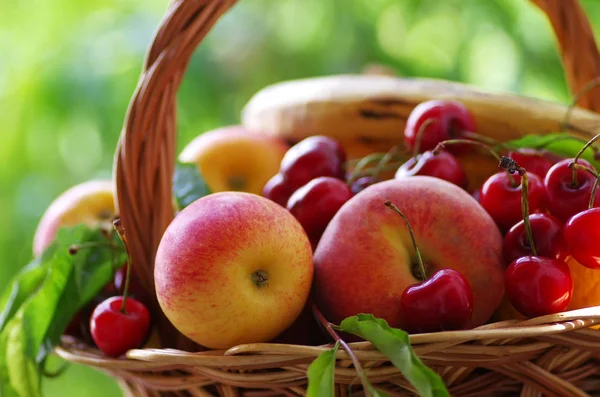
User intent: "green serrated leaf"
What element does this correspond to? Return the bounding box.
[339,314,450,397]
[306,341,340,397]
[173,162,212,210]
[0,225,124,397]
[501,133,599,168]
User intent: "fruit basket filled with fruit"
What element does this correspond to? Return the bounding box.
[5,0,600,396]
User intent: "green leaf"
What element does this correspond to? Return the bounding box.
[306,341,339,397]
[0,225,125,397]
[501,133,600,168]
[173,161,211,210]
[0,320,19,397]
[339,314,449,397]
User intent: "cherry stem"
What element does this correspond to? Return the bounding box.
[412,118,437,157]
[347,152,406,185]
[571,134,600,186]
[312,303,372,397]
[499,157,537,256]
[460,130,504,147]
[113,218,132,314]
[433,139,517,187]
[369,146,400,184]
[569,162,600,208]
[561,76,600,132]
[384,201,427,280]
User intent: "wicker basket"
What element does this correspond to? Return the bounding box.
[55,0,600,396]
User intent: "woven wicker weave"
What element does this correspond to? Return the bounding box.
[55,0,600,396]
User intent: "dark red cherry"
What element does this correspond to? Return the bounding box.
[280,136,346,189]
[564,207,600,269]
[544,158,600,222]
[395,150,468,189]
[404,100,475,154]
[503,213,567,264]
[505,256,572,318]
[401,269,473,334]
[479,172,547,233]
[508,149,555,179]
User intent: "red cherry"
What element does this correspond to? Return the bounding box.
[479,172,547,233]
[395,151,468,189]
[280,136,346,189]
[404,100,475,153]
[400,269,473,334]
[564,207,600,269]
[503,213,567,264]
[287,176,353,249]
[90,296,151,357]
[262,173,295,207]
[508,149,555,179]
[544,158,600,222]
[505,256,572,318]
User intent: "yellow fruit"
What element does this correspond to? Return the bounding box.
[33,180,115,256]
[179,125,288,195]
[565,256,600,311]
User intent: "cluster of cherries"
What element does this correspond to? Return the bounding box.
[397,99,600,320]
[262,136,354,250]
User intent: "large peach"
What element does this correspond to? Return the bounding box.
[313,176,504,330]
[33,180,115,256]
[154,192,313,349]
[179,125,288,195]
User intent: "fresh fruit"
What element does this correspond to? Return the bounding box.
[404,100,475,153]
[504,256,573,317]
[280,136,346,190]
[564,207,600,269]
[503,213,567,264]
[287,177,353,250]
[178,125,288,195]
[544,158,600,222]
[565,256,600,311]
[90,296,151,357]
[241,75,600,162]
[313,176,505,329]
[479,172,546,232]
[507,149,555,179]
[395,150,468,189]
[33,180,115,256]
[401,269,473,334]
[262,173,295,207]
[154,192,314,349]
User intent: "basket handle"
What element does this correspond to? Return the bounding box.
[531,0,600,111]
[113,0,238,348]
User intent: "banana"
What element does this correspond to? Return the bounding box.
[241,74,600,159]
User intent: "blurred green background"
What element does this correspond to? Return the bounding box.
[2,0,600,395]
